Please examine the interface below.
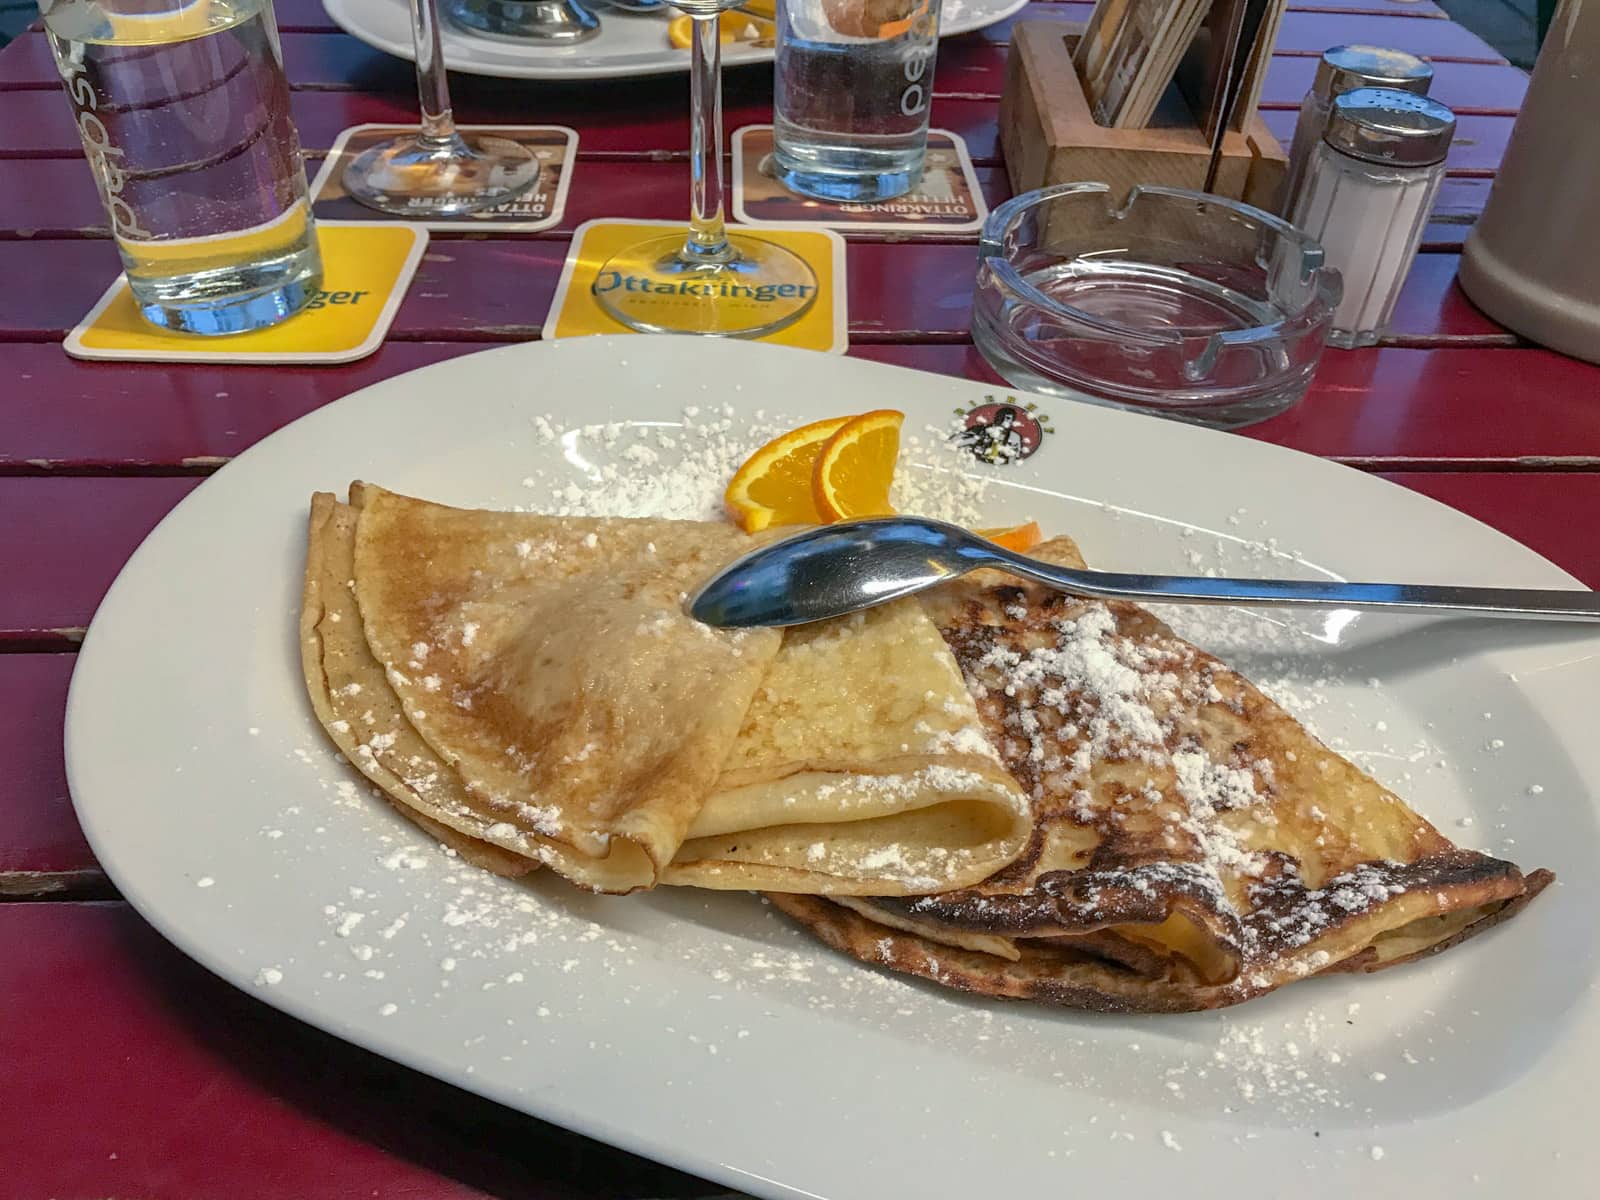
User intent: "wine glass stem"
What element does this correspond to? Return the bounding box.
[685,12,731,263]
[412,0,458,145]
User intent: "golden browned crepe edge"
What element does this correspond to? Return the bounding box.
[348,484,786,887]
[766,531,1554,1009]
[310,487,1035,897]
[664,766,1033,896]
[768,859,1550,1013]
[300,492,537,879]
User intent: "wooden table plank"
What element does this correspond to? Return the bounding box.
[1249,348,1600,465]
[0,903,723,1199]
[0,155,1014,241]
[1382,473,1600,587]
[0,230,1509,348]
[0,346,999,474]
[0,25,956,97]
[0,478,202,640]
[0,238,992,342]
[1380,250,1510,342]
[0,39,1519,163]
[0,86,1514,178]
[0,86,1012,162]
[0,342,489,470]
[5,44,1524,123]
[17,28,1522,109]
[1421,176,1493,248]
[0,654,93,883]
[0,158,1492,251]
[268,32,1013,100]
[12,338,1600,488]
[0,29,54,88]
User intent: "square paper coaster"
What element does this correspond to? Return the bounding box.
[308,125,578,232]
[732,126,988,234]
[545,218,848,353]
[64,221,427,365]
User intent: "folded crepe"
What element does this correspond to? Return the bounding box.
[664,597,1029,894]
[301,486,1031,895]
[770,537,1553,1012]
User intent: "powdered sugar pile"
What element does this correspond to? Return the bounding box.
[516,406,993,526]
[967,596,1273,894]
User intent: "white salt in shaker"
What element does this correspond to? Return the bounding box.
[1292,88,1455,350]
[1281,45,1433,218]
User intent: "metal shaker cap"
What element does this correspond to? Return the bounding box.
[1324,87,1456,167]
[1313,45,1434,102]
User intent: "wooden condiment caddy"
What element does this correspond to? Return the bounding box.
[1001,22,1287,212]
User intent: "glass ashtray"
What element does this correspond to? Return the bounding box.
[972,183,1342,429]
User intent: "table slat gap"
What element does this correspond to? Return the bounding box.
[0,870,117,901]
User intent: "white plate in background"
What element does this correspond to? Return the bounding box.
[323,0,1029,80]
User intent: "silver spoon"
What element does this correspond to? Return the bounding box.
[689,516,1600,629]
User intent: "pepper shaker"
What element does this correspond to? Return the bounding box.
[1291,88,1455,350]
[1282,45,1433,219]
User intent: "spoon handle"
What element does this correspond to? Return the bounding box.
[992,554,1600,623]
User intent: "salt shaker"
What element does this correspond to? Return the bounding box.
[1281,46,1432,219]
[1291,88,1455,350]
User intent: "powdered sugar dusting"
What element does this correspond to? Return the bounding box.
[514,407,992,525]
[259,731,1417,1142]
[965,598,1270,898]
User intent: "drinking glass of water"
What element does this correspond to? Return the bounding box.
[41,0,324,335]
[773,0,942,203]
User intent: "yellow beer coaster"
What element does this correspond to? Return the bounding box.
[64,221,427,365]
[308,125,578,232]
[731,126,988,235]
[545,218,848,353]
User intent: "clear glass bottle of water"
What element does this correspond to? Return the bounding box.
[41,0,323,335]
[772,0,943,203]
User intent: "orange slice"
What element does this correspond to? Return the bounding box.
[812,409,905,523]
[724,415,853,533]
[667,11,774,49]
[975,521,1043,553]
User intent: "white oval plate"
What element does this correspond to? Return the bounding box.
[324,0,1028,80]
[69,337,1600,1198]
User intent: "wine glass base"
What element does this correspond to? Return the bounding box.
[442,0,601,42]
[594,232,819,338]
[343,133,541,217]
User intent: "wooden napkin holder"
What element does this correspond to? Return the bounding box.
[1001,22,1287,213]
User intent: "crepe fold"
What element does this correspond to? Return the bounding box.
[300,486,1032,895]
[769,538,1553,1012]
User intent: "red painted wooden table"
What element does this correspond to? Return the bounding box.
[2,2,1594,1195]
